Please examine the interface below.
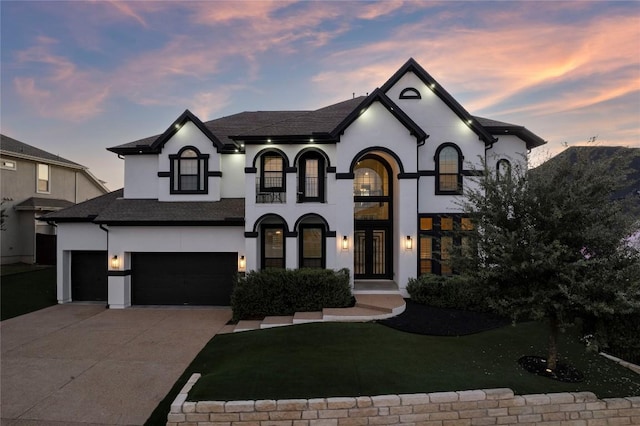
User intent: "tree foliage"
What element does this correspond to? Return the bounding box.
[457,150,640,370]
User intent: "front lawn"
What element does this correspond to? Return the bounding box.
[145,321,640,425]
[1,265,57,321]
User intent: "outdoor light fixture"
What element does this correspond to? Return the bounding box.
[405,236,413,250]
[111,255,120,269]
[239,255,246,271]
[342,236,349,251]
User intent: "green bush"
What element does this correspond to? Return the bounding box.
[406,274,485,311]
[583,313,640,365]
[231,268,352,321]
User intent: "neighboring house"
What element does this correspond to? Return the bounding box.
[0,134,109,265]
[44,58,545,308]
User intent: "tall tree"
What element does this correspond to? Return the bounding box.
[457,149,640,371]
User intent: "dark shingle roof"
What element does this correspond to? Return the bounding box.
[43,189,245,225]
[474,116,546,149]
[15,197,75,211]
[42,189,124,222]
[0,134,83,168]
[94,197,244,225]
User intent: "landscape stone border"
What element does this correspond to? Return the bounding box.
[167,373,640,426]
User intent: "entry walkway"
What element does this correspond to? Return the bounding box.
[1,304,231,425]
[222,293,405,333]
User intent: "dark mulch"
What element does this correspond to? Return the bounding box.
[518,355,584,383]
[378,299,510,336]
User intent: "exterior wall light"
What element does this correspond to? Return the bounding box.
[111,255,120,269]
[342,236,349,251]
[238,255,246,272]
[405,236,413,250]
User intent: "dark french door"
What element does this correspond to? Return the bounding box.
[354,224,392,278]
[353,154,393,279]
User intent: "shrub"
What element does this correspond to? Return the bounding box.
[231,268,352,321]
[582,313,640,365]
[406,274,485,311]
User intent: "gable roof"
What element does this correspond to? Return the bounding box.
[107,109,228,155]
[331,89,427,142]
[380,58,497,146]
[108,59,546,154]
[1,134,82,168]
[1,134,109,193]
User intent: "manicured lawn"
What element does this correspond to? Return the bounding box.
[1,265,57,321]
[145,321,640,425]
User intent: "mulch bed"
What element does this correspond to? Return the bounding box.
[378,299,510,336]
[518,355,584,383]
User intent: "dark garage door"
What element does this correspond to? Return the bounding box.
[71,251,108,301]
[131,252,236,306]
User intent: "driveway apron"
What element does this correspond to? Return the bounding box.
[1,304,231,425]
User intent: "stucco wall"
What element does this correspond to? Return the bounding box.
[168,376,640,426]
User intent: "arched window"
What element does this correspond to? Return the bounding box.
[298,151,325,202]
[170,146,208,193]
[260,153,285,192]
[399,87,421,99]
[435,144,462,194]
[496,159,511,180]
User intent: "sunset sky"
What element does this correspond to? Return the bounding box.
[2,1,638,190]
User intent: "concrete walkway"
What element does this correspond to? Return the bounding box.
[1,304,231,426]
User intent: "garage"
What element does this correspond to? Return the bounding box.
[131,252,237,306]
[71,251,108,301]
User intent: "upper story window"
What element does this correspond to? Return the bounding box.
[261,154,285,192]
[298,152,325,203]
[399,87,421,99]
[169,146,208,194]
[435,144,462,195]
[496,159,511,180]
[37,163,50,193]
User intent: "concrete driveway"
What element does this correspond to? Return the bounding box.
[1,304,231,425]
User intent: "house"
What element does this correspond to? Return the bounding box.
[0,134,109,265]
[44,58,545,308]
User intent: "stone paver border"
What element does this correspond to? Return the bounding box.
[167,373,640,425]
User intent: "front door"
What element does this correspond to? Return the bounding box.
[354,225,391,278]
[353,155,393,279]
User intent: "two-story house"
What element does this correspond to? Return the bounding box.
[1,135,108,265]
[44,58,545,308]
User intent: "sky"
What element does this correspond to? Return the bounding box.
[1,1,639,191]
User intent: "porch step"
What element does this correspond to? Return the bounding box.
[355,293,405,315]
[230,293,406,332]
[353,280,400,294]
[217,324,237,334]
[233,320,262,333]
[293,311,324,324]
[260,316,294,329]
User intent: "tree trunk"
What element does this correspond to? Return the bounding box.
[547,315,559,371]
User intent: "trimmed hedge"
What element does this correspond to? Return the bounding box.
[231,268,352,321]
[406,273,486,311]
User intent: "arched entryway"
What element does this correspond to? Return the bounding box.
[353,154,393,279]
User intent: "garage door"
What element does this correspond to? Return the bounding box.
[131,252,236,306]
[71,251,108,301]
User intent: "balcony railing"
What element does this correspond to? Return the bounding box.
[255,177,286,203]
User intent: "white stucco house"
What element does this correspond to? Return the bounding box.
[44,58,545,308]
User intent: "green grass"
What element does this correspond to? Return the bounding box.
[145,321,640,425]
[1,266,57,321]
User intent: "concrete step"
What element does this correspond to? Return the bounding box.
[292,311,324,324]
[260,316,294,329]
[355,294,405,315]
[217,324,237,334]
[322,306,396,321]
[233,320,262,333]
[353,280,400,294]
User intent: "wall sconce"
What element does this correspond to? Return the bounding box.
[110,255,120,269]
[405,236,413,250]
[342,236,349,251]
[238,255,246,271]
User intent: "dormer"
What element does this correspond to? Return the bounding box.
[108,109,230,201]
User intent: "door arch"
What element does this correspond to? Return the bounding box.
[353,154,393,279]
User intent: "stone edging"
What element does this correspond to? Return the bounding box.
[167,373,640,425]
[600,352,640,375]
